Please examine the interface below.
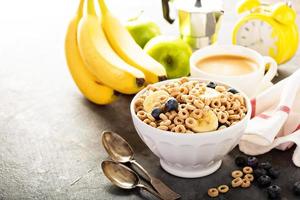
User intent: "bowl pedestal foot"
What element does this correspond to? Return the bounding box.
[160,160,222,178]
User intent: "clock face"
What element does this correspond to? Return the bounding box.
[235,19,278,56]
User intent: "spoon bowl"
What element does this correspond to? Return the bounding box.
[102,131,134,163]
[101,160,138,189]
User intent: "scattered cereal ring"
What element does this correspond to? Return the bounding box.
[174,125,186,133]
[207,188,219,198]
[218,185,229,193]
[178,109,189,119]
[241,178,251,188]
[185,117,197,129]
[179,104,187,110]
[232,170,243,178]
[232,177,243,188]
[243,166,253,174]
[217,111,228,124]
[193,99,205,109]
[159,95,168,104]
[191,109,203,119]
[244,174,254,182]
[157,125,168,131]
[174,117,184,125]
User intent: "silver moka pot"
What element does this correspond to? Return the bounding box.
[162,0,223,49]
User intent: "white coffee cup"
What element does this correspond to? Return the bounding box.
[190,45,278,97]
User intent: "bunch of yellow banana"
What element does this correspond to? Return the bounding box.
[65,0,167,105]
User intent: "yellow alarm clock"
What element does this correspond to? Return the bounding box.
[232,0,299,64]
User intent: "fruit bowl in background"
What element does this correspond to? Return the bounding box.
[130,78,252,178]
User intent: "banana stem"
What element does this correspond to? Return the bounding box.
[76,0,85,19]
[87,0,96,15]
[98,0,108,14]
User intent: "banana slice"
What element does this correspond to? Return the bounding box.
[192,110,219,133]
[143,90,169,113]
[201,88,220,99]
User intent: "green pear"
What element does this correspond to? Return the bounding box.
[144,36,192,79]
[126,20,161,48]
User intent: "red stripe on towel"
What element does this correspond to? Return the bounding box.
[257,113,271,119]
[251,98,256,118]
[278,105,291,114]
[294,124,300,132]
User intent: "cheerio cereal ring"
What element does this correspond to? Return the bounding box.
[174,117,184,125]
[137,111,147,120]
[159,95,168,104]
[143,119,151,125]
[159,113,168,121]
[157,125,168,131]
[179,104,187,110]
[193,99,205,109]
[149,122,157,128]
[218,185,229,193]
[179,86,189,94]
[241,178,251,188]
[185,95,195,103]
[185,117,197,129]
[211,98,221,108]
[146,113,155,122]
[186,104,196,111]
[135,105,144,112]
[160,120,172,126]
[232,170,243,178]
[244,174,254,182]
[178,109,189,119]
[232,177,243,188]
[207,188,219,198]
[215,85,226,92]
[243,166,253,174]
[217,111,228,124]
[191,109,203,119]
[174,125,186,133]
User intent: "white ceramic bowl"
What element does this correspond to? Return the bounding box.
[130,78,251,178]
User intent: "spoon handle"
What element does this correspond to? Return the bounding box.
[131,160,181,200]
[137,183,165,200]
[130,160,152,181]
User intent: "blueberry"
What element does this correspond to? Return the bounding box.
[151,108,162,120]
[267,185,281,199]
[165,98,178,112]
[235,155,248,167]
[257,175,272,188]
[247,156,259,168]
[228,88,239,94]
[207,81,217,89]
[293,181,300,196]
[267,168,280,179]
[253,168,267,179]
[258,162,272,170]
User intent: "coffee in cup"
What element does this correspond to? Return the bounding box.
[190,45,278,97]
[196,55,259,76]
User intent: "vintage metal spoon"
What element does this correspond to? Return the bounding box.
[101,131,181,200]
[101,160,164,200]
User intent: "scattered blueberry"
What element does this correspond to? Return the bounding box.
[267,168,280,179]
[235,155,248,167]
[207,82,217,89]
[258,162,272,170]
[257,175,272,188]
[227,88,239,94]
[293,181,300,196]
[253,168,267,179]
[267,185,281,199]
[247,156,259,168]
[165,98,178,112]
[151,108,162,120]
